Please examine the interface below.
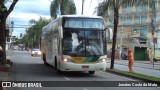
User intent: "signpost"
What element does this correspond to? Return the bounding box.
[153,37,157,67]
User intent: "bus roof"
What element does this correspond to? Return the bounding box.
[42,15,104,31]
[58,15,103,19]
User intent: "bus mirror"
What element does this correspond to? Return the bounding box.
[58,26,63,39]
[105,28,113,40]
[105,28,109,39]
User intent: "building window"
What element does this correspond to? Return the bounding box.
[141,16,147,23]
[121,17,126,25]
[126,16,132,25]
[133,27,140,33]
[140,28,148,37]
[132,38,139,44]
[126,5,132,13]
[139,39,147,44]
[136,6,142,12]
[135,16,141,24]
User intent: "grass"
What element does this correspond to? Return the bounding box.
[106,68,160,83]
[121,71,160,81]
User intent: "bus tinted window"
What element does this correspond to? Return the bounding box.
[63,18,104,29]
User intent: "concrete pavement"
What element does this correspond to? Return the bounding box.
[106,59,160,78]
[0,50,14,90]
[0,50,160,90]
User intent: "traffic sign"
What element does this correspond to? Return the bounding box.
[153,37,157,44]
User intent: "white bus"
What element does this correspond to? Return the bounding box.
[41,15,108,74]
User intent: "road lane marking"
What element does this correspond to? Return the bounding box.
[63,76,70,80]
[83,88,88,90]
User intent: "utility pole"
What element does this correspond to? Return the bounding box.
[82,0,84,15]
[11,21,14,47]
[151,18,156,67]
[119,26,123,60]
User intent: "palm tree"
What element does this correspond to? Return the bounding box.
[96,0,156,69]
[0,0,18,62]
[50,0,76,18]
[22,17,50,49]
[29,19,37,26]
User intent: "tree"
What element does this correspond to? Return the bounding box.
[50,0,76,19]
[20,17,50,49]
[96,0,156,69]
[29,19,36,26]
[0,0,18,62]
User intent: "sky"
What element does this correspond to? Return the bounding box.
[5,0,99,38]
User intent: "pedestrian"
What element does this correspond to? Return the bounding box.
[128,48,134,72]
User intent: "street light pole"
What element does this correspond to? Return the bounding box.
[119,25,123,60]
[151,18,155,65]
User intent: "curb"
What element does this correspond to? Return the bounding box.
[105,68,160,85]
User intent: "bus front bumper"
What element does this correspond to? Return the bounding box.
[59,62,107,71]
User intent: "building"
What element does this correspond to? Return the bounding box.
[106,0,160,61]
[6,16,13,50]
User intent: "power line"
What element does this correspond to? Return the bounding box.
[11,24,31,26]
[9,27,42,29]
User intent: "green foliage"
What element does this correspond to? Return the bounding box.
[0,0,7,12]
[107,68,160,82]
[50,0,76,19]
[122,71,160,81]
[19,17,51,48]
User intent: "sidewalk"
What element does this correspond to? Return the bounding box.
[106,58,160,78]
[0,50,13,90]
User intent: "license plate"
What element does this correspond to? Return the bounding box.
[72,57,84,63]
[82,66,89,69]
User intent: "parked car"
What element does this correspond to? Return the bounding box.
[31,48,41,56]
[121,48,128,60]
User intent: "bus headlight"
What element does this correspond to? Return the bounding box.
[98,58,106,63]
[63,58,72,62]
[38,51,41,55]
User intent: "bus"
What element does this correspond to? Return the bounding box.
[41,15,108,74]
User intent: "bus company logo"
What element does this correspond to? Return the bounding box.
[2,82,11,87]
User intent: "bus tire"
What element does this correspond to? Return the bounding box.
[88,71,95,74]
[54,57,62,73]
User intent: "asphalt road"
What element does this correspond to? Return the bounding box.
[7,50,160,90]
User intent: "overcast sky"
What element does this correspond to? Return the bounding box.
[5,0,99,37]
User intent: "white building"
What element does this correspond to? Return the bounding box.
[6,16,12,50]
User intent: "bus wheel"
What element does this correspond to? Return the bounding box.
[88,71,95,74]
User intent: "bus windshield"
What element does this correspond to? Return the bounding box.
[62,29,106,56]
[63,18,104,29]
[62,18,106,56]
